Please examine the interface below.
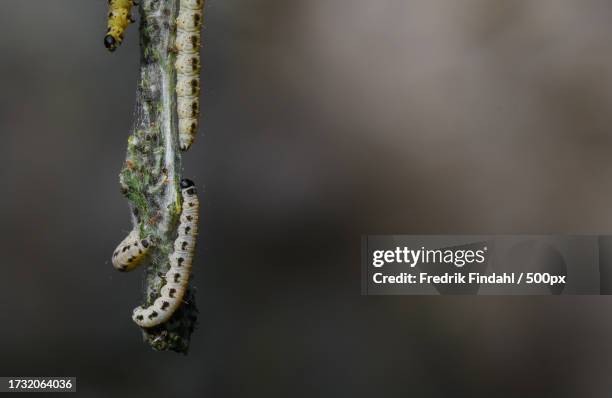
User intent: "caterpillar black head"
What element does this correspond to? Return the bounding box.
[181,182,196,196]
[105,0,134,52]
[104,35,117,52]
[180,178,195,191]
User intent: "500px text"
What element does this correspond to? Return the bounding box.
[373,272,566,286]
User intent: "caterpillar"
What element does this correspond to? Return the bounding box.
[104,0,136,52]
[175,0,205,151]
[132,178,200,328]
[112,229,151,272]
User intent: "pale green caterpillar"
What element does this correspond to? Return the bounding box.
[175,0,205,151]
[112,229,151,272]
[132,179,200,327]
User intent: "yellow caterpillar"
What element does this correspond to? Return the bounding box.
[105,0,136,52]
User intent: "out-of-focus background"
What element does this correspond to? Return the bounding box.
[1,0,612,396]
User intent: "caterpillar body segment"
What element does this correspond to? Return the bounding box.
[178,119,199,150]
[175,0,205,151]
[175,30,200,54]
[160,282,184,299]
[169,250,193,266]
[176,75,200,97]
[174,236,196,253]
[175,54,201,75]
[177,96,200,119]
[167,267,191,285]
[112,229,151,272]
[105,0,136,52]
[176,9,203,32]
[132,179,200,328]
[181,0,203,10]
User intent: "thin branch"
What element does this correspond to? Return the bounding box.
[119,0,197,353]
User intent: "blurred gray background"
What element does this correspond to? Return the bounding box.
[1,0,612,396]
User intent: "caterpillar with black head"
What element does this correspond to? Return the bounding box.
[112,229,151,272]
[132,178,200,327]
[175,0,205,151]
[104,0,136,52]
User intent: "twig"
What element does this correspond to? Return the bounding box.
[119,0,197,353]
